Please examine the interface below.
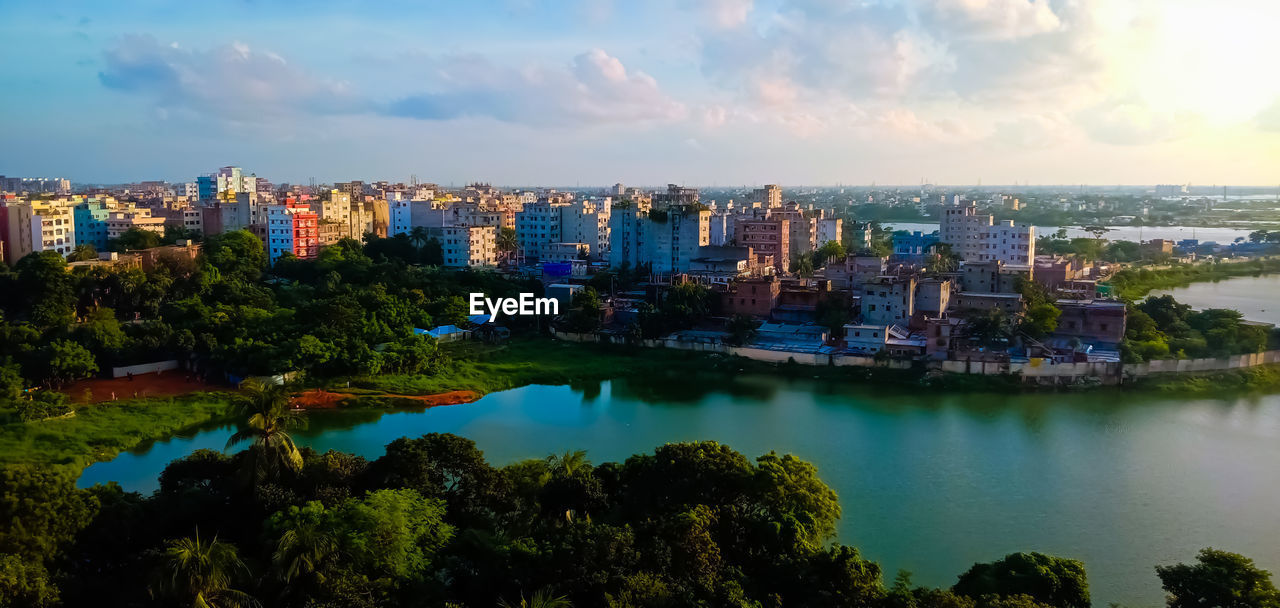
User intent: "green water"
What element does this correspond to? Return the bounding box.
[78,377,1280,606]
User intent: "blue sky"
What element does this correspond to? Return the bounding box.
[2,0,1278,186]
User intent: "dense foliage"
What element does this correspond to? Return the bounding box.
[0,231,542,418]
[1,434,1275,607]
[1122,295,1275,362]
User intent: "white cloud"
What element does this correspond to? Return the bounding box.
[99,35,368,121]
[925,0,1061,40]
[388,49,687,126]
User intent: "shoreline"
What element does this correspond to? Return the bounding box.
[15,337,1280,477]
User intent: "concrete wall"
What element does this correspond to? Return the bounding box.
[111,360,180,378]
[550,332,1280,384]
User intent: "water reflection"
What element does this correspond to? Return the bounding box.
[75,377,1280,607]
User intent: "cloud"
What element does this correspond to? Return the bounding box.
[1256,98,1280,132]
[386,49,686,125]
[101,37,683,129]
[99,35,368,121]
[699,1,954,105]
[689,0,754,29]
[1076,99,1200,145]
[989,113,1076,149]
[924,0,1061,41]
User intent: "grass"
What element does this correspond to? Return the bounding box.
[0,392,236,470]
[1128,363,1280,394]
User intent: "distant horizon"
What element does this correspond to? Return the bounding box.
[46,178,1280,192]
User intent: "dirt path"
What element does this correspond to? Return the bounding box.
[291,389,481,409]
[65,372,222,403]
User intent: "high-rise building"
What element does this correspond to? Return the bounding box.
[817,217,842,247]
[734,217,789,273]
[752,184,782,208]
[939,200,1034,265]
[30,203,76,257]
[431,225,497,268]
[1,202,35,264]
[265,202,319,265]
[608,202,708,274]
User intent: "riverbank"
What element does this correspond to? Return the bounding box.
[0,393,236,469]
[14,337,1280,475]
[1106,257,1280,300]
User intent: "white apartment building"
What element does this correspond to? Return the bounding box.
[390,198,413,237]
[608,204,709,274]
[817,217,843,247]
[30,205,76,257]
[515,200,568,258]
[433,225,497,268]
[940,201,1034,265]
[559,198,610,261]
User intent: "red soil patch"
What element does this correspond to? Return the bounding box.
[291,389,481,410]
[65,372,223,403]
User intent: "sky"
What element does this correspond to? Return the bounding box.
[2,0,1279,186]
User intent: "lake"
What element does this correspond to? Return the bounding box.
[1152,273,1280,325]
[885,222,1257,244]
[78,378,1280,607]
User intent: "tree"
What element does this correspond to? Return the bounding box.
[0,553,60,607]
[408,226,430,251]
[205,230,267,283]
[0,360,23,402]
[564,288,603,333]
[226,379,306,483]
[815,240,846,267]
[1020,304,1062,339]
[499,588,573,608]
[270,502,338,583]
[109,227,162,252]
[497,227,519,257]
[1156,548,1280,608]
[15,252,75,329]
[726,314,760,346]
[926,243,962,274]
[153,532,258,608]
[968,308,1012,347]
[38,339,98,388]
[67,243,98,262]
[953,552,1090,608]
[0,465,99,560]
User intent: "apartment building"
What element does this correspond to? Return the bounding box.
[860,276,916,326]
[817,217,842,247]
[30,204,76,257]
[431,225,497,268]
[940,200,1035,264]
[265,202,320,265]
[734,217,790,273]
[1,202,34,264]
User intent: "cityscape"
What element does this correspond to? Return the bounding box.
[4,1,1280,607]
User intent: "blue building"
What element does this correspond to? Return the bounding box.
[197,175,217,201]
[72,200,111,250]
[891,230,940,263]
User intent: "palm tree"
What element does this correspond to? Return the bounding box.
[226,378,306,482]
[496,227,519,254]
[498,588,573,608]
[545,450,591,479]
[154,531,259,608]
[408,226,430,250]
[273,517,337,583]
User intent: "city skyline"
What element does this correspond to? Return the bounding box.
[3,0,1279,185]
